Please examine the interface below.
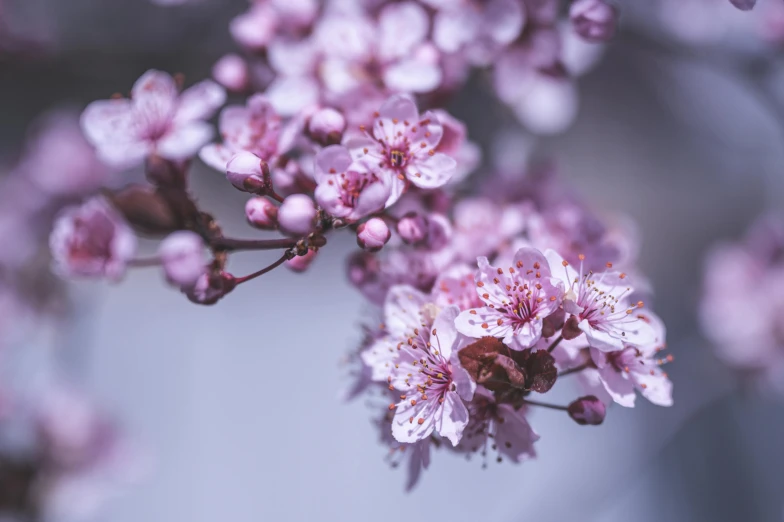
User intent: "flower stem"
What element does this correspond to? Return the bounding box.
[522,399,569,412]
[547,334,564,353]
[558,362,591,377]
[211,237,298,252]
[128,257,162,268]
[234,254,289,284]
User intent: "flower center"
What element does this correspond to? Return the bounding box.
[389,149,406,168]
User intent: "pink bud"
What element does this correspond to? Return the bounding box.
[568,396,606,425]
[426,213,452,251]
[308,108,346,145]
[159,231,207,290]
[226,151,271,193]
[356,218,391,252]
[186,272,237,305]
[277,194,317,236]
[286,249,317,272]
[212,54,250,92]
[569,0,618,43]
[397,212,429,246]
[245,197,278,229]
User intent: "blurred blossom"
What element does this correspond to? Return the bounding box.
[701,215,784,395]
[82,70,226,169]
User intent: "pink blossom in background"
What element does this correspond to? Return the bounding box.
[82,70,226,169]
[701,215,784,394]
[49,197,137,281]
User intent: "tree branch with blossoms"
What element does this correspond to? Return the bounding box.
[43,0,682,492]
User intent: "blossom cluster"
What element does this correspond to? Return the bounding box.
[701,215,784,395]
[38,0,677,494]
[344,161,673,487]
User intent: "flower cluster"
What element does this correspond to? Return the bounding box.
[39,0,681,494]
[345,161,673,487]
[700,215,784,395]
[216,0,616,135]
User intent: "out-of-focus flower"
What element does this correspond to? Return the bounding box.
[701,215,784,394]
[200,95,282,171]
[277,194,317,235]
[308,107,346,145]
[212,54,250,92]
[567,395,606,425]
[159,231,207,290]
[186,272,236,305]
[456,248,564,350]
[49,197,137,281]
[570,0,618,42]
[349,95,457,206]
[81,70,226,168]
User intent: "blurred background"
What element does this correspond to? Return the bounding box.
[1,0,784,521]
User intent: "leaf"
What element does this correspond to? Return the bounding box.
[458,337,527,392]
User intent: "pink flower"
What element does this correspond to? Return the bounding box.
[314,145,391,222]
[159,231,207,290]
[455,388,539,463]
[388,303,474,445]
[546,250,656,352]
[50,197,137,281]
[315,3,442,95]
[200,94,282,171]
[212,54,250,92]
[308,107,346,144]
[225,151,272,193]
[589,312,673,407]
[433,0,526,66]
[81,70,226,168]
[432,264,484,312]
[349,94,457,206]
[455,247,564,350]
[277,194,317,236]
[357,218,391,252]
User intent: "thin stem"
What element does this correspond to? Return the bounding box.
[127,257,162,268]
[558,361,591,378]
[234,254,289,284]
[268,190,285,203]
[211,237,298,252]
[522,399,569,412]
[547,334,563,353]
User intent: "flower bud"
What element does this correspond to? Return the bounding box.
[426,213,452,251]
[569,0,618,43]
[567,396,606,425]
[278,194,317,236]
[397,212,429,246]
[186,271,237,305]
[245,197,278,229]
[357,218,391,252]
[286,248,317,272]
[212,54,250,92]
[729,0,756,10]
[308,108,346,145]
[159,231,207,290]
[226,151,271,193]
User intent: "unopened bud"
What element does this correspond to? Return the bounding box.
[567,396,606,425]
[308,108,346,145]
[278,194,317,236]
[570,0,618,42]
[212,54,250,92]
[159,231,207,290]
[245,197,278,229]
[186,271,237,305]
[226,151,271,193]
[357,218,391,252]
[286,248,317,272]
[397,212,429,246]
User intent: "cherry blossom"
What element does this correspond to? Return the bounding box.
[349,94,457,206]
[81,70,225,168]
[455,247,564,350]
